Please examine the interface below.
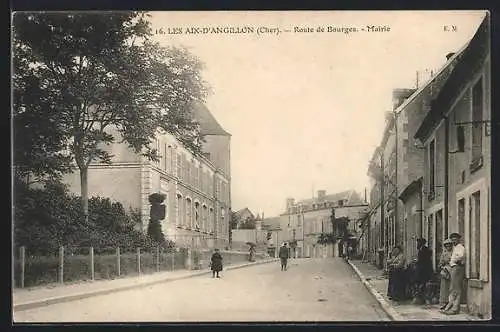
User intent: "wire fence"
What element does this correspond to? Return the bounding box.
[13,244,267,289]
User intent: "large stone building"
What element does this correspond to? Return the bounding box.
[365,14,490,318]
[414,15,490,317]
[63,102,231,249]
[281,190,368,258]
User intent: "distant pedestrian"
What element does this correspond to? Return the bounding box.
[387,245,407,302]
[438,238,454,309]
[413,238,433,304]
[279,243,289,271]
[210,248,223,278]
[441,233,465,315]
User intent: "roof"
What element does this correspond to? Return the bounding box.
[234,207,254,219]
[398,177,423,202]
[191,101,231,136]
[260,217,281,230]
[415,15,489,142]
[297,189,363,206]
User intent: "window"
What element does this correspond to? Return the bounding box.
[197,166,201,190]
[191,163,196,186]
[470,191,481,279]
[194,202,200,229]
[155,139,160,166]
[471,78,484,162]
[458,198,465,237]
[186,198,192,228]
[209,208,214,233]
[163,144,168,172]
[427,214,434,261]
[403,123,409,132]
[176,194,182,226]
[403,139,409,161]
[169,147,175,174]
[176,154,182,178]
[429,140,436,199]
[202,205,208,232]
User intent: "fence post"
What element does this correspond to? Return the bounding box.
[171,250,175,271]
[156,246,160,272]
[20,246,25,288]
[59,246,64,284]
[116,247,121,277]
[90,246,95,281]
[137,247,141,275]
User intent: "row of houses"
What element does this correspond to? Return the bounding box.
[360,15,490,317]
[63,102,232,249]
[245,189,369,258]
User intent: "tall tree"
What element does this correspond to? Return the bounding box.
[12,12,209,222]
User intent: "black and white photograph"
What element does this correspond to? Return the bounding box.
[11,10,491,322]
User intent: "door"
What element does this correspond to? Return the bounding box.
[435,209,443,271]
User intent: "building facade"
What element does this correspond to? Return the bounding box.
[414,16,490,317]
[63,102,231,249]
[366,38,469,267]
[281,190,368,259]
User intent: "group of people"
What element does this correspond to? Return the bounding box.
[386,232,465,315]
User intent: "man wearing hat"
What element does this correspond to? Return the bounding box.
[414,238,433,304]
[279,242,289,271]
[441,233,465,315]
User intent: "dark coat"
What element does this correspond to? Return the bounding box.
[211,252,223,272]
[279,246,289,259]
[416,246,433,283]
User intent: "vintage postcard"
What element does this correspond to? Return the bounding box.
[11,10,491,323]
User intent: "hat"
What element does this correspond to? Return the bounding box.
[449,233,462,239]
[443,238,453,245]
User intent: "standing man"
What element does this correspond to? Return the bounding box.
[279,243,289,271]
[414,238,433,304]
[441,233,465,315]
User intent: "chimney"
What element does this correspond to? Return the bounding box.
[392,88,416,110]
[446,52,455,61]
[317,190,326,201]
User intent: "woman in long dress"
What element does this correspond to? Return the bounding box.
[210,248,223,278]
[387,245,407,302]
[438,239,454,309]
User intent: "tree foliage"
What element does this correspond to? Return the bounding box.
[317,233,337,245]
[239,217,257,230]
[13,179,160,255]
[12,12,210,218]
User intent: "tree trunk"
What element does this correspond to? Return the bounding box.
[80,166,89,223]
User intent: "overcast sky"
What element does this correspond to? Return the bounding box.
[148,10,486,218]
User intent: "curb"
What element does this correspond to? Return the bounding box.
[346,260,403,321]
[14,258,279,312]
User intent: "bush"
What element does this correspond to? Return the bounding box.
[13,179,158,256]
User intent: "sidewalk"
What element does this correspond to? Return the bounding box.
[347,259,480,321]
[13,258,278,311]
